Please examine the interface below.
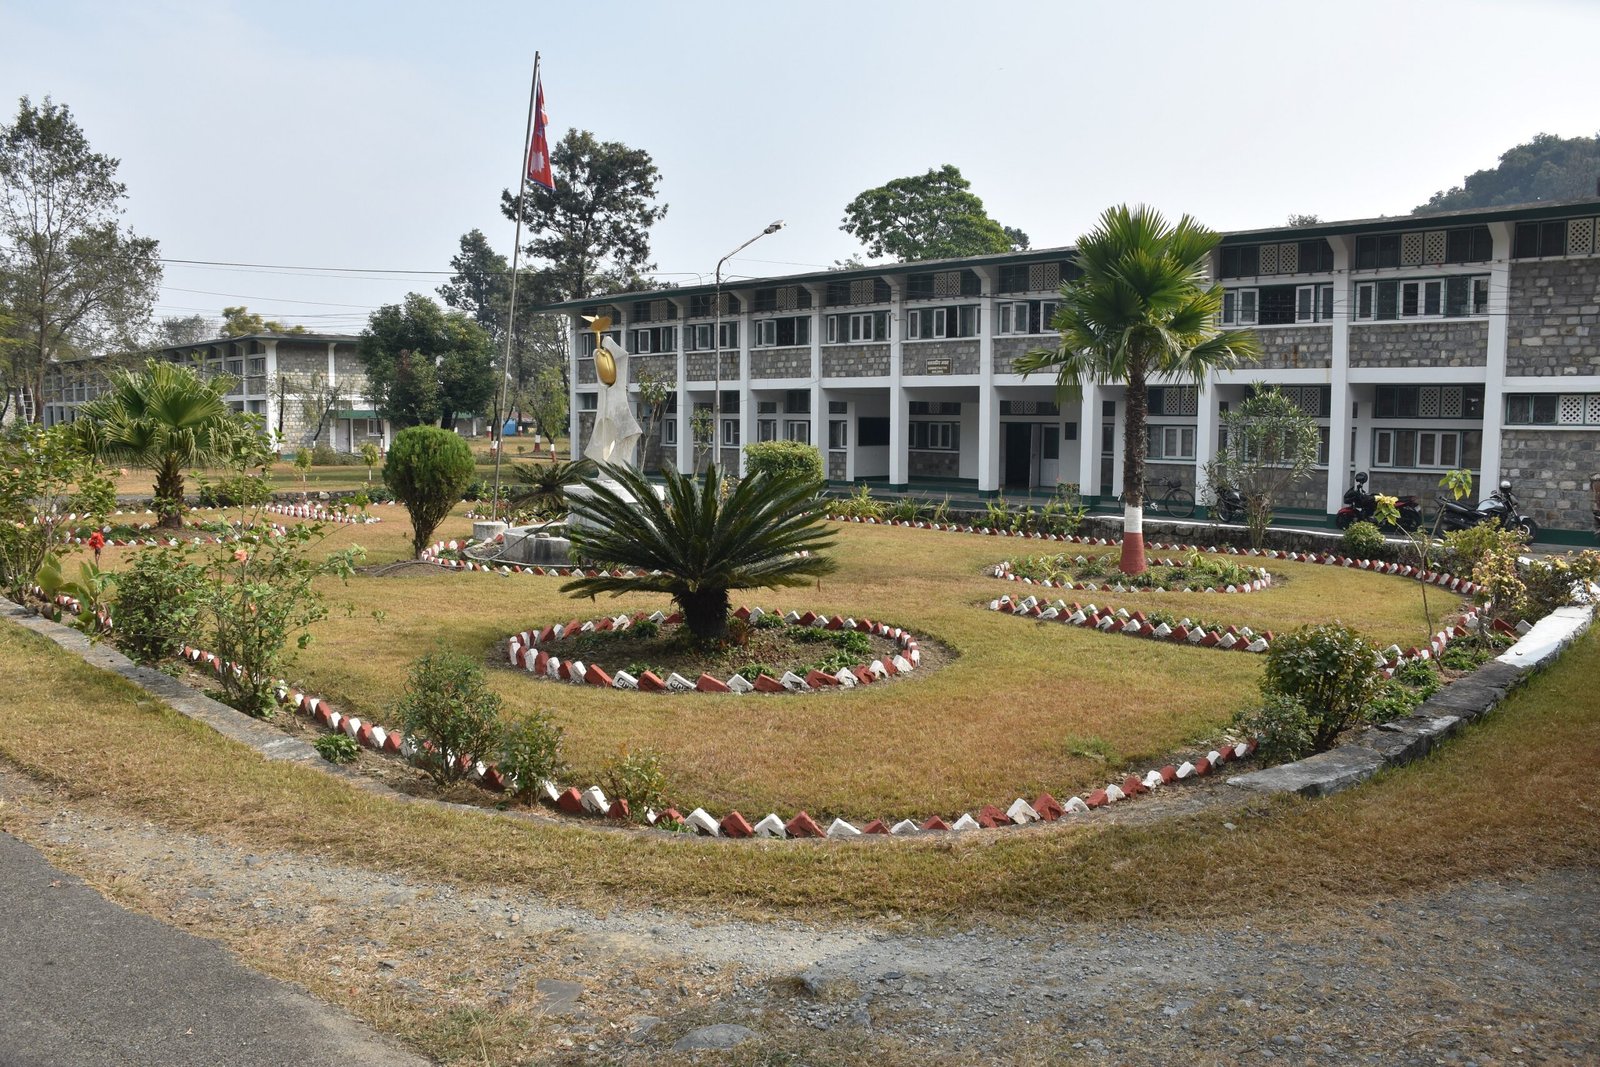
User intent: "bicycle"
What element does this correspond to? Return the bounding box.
[1143,476,1195,519]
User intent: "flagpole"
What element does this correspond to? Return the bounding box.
[491,52,541,522]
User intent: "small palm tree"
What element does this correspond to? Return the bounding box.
[74,359,264,528]
[561,462,838,643]
[1016,205,1258,574]
[506,457,594,521]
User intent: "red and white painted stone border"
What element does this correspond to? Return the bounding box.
[985,591,1499,672]
[988,557,1273,594]
[505,605,921,695]
[151,623,1253,841]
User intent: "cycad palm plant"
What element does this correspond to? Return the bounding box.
[1015,204,1258,574]
[506,457,594,521]
[74,359,264,527]
[561,462,837,643]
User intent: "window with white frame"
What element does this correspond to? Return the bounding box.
[757,418,777,441]
[721,418,740,446]
[1373,428,1482,469]
[1505,392,1600,425]
[754,316,810,347]
[1221,289,1258,325]
[907,304,979,340]
[909,422,959,450]
[828,419,848,450]
[997,300,1055,335]
[247,357,266,375]
[1355,275,1489,321]
[1294,284,1336,323]
[630,325,677,353]
[785,420,811,444]
[1147,424,1196,461]
[685,323,714,351]
[663,419,676,445]
[579,330,621,356]
[578,392,597,411]
[825,311,889,343]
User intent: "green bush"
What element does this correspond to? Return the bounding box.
[384,427,476,557]
[601,745,669,818]
[629,618,660,640]
[395,651,505,784]
[314,733,360,764]
[1341,520,1386,559]
[1363,679,1423,723]
[1441,522,1524,578]
[1259,623,1383,754]
[110,548,205,664]
[1233,692,1317,765]
[311,442,337,466]
[498,711,566,804]
[743,440,823,484]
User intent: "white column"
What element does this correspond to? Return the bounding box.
[887,277,907,489]
[1194,376,1220,503]
[1078,383,1101,499]
[975,266,1000,493]
[1324,235,1353,516]
[806,284,827,463]
[265,339,281,450]
[737,303,753,475]
[1481,221,1514,487]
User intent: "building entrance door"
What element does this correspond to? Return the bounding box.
[1004,423,1034,488]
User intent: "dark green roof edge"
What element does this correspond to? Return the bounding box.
[532,196,1600,315]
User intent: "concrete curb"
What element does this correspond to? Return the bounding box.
[1228,604,1594,798]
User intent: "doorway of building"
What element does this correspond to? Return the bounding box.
[1004,423,1035,488]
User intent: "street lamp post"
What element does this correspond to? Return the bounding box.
[711,220,784,472]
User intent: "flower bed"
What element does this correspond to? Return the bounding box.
[989,553,1272,593]
[505,605,921,694]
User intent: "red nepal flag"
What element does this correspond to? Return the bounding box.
[526,71,554,191]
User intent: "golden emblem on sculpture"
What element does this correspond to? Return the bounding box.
[583,313,617,385]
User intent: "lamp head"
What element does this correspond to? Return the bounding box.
[764,220,785,235]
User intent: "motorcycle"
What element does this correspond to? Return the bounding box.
[1337,471,1423,532]
[1211,486,1245,524]
[1437,480,1540,542]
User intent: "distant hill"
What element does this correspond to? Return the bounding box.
[1414,132,1600,214]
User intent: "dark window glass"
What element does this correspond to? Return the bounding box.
[1355,236,1379,270]
[907,274,935,299]
[1259,284,1297,325]
[1513,223,1541,258]
[1375,281,1399,320]
[857,416,889,446]
[873,279,892,303]
[1064,421,1078,441]
[1299,239,1332,273]
[754,288,777,312]
[1377,234,1401,268]
[1042,427,1060,460]
[961,270,982,296]
[998,265,1029,292]
[1464,385,1485,418]
[1540,220,1567,257]
[1446,276,1471,317]
[1533,394,1558,422]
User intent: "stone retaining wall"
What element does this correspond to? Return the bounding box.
[751,347,809,379]
[1349,321,1488,368]
[1506,259,1600,376]
[1253,325,1333,370]
[1500,428,1600,532]
[822,345,890,378]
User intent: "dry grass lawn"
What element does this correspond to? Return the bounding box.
[64,507,1457,820]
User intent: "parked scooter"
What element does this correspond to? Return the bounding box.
[1437,480,1540,542]
[1337,471,1423,532]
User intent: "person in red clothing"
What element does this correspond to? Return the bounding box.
[87,530,105,564]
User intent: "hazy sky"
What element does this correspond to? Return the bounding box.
[5,0,1599,335]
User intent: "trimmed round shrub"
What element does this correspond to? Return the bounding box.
[1340,520,1385,559]
[384,427,476,557]
[742,440,823,484]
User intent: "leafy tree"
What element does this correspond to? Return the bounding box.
[1286,213,1322,227]
[524,361,568,441]
[1015,204,1258,574]
[298,371,348,447]
[1202,386,1321,548]
[359,440,381,484]
[0,96,162,421]
[499,129,668,301]
[561,462,837,643]
[154,314,215,346]
[73,358,265,528]
[0,421,115,597]
[358,293,495,430]
[633,368,673,468]
[1416,131,1600,213]
[384,425,476,556]
[841,164,1027,261]
[219,305,305,337]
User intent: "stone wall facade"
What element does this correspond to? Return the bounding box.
[752,347,809,379]
[993,336,1046,375]
[909,450,960,477]
[1349,321,1488,368]
[576,411,595,455]
[271,340,375,450]
[828,451,847,480]
[902,340,979,376]
[1499,428,1600,533]
[1253,326,1332,370]
[1505,259,1600,377]
[686,352,740,382]
[577,357,596,386]
[630,355,677,386]
[822,344,891,378]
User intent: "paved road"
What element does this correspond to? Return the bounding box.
[0,832,431,1067]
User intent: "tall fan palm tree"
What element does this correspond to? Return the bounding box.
[74,358,264,528]
[1016,205,1258,574]
[561,462,838,643]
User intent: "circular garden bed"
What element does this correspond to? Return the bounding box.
[990,550,1272,592]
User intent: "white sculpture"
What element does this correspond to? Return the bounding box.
[583,324,642,469]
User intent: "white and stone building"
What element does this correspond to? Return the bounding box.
[41,332,391,455]
[556,197,1596,544]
